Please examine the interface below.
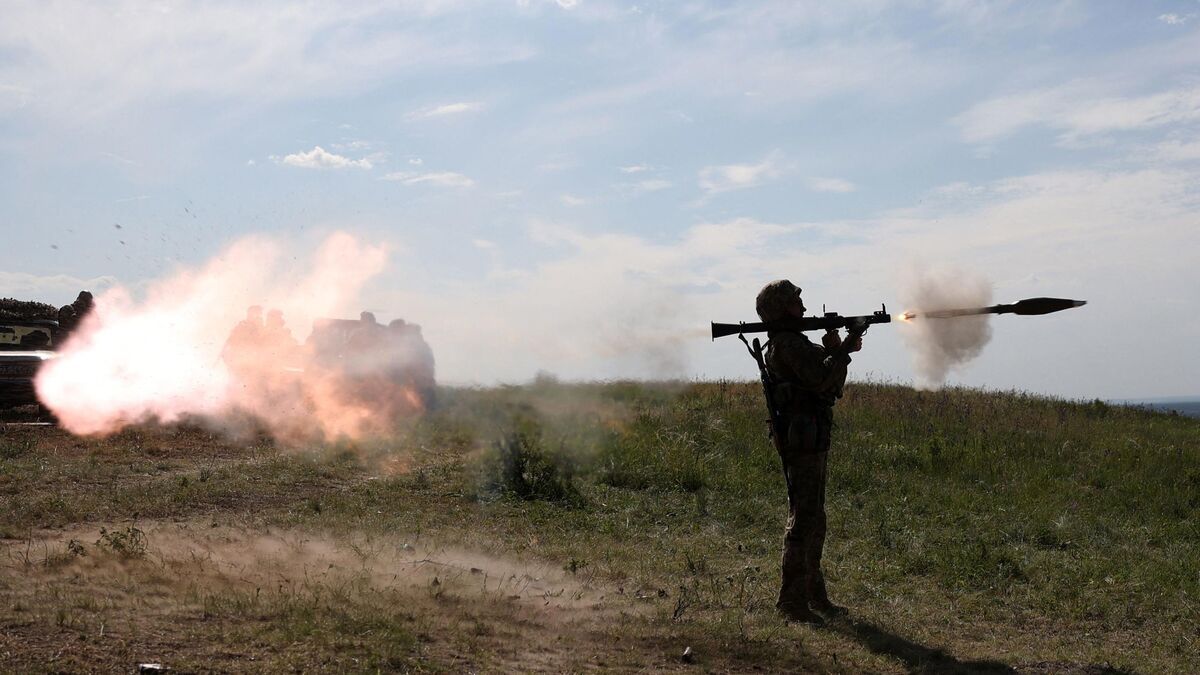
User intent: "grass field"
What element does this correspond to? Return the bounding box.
[2,381,1197,673]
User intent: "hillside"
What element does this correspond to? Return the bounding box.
[2,381,1197,673]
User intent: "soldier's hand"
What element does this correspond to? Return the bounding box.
[822,329,842,350]
[846,336,863,353]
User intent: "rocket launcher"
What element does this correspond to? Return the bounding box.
[712,297,1087,341]
[711,305,891,341]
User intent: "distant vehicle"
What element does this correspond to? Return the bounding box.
[0,319,59,412]
[306,315,437,409]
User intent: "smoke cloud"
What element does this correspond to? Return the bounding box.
[34,232,431,441]
[898,267,993,387]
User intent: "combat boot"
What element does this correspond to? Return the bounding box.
[776,599,824,625]
[778,544,822,623]
[806,569,847,617]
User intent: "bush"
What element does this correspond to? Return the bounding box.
[96,526,148,558]
[475,413,582,505]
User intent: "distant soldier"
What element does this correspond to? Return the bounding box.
[56,304,77,333]
[345,311,385,373]
[72,291,94,321]
[388,319,436,408]
[261,308,300,366]
[221,305,264,371]
[757,280,862,623]
[57,290,95,335]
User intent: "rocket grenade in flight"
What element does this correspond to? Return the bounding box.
[909,297,1087,320]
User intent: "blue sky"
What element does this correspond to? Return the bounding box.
[2,1,1198,398]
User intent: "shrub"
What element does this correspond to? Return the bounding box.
[476,413,582,505]
[96,526,148,558]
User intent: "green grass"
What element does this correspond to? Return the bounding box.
[2,380,1197,672]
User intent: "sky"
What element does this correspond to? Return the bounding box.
[1,0,1198,400]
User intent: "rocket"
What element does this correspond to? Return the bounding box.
[907,297,1087,320]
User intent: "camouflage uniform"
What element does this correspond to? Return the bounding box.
[757,280,850,619]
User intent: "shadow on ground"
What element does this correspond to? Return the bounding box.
[828,616,1014,674]
[824,615,1136,674]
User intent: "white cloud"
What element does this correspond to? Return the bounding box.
[807,177,857,193]
[374,162,1199,397]
[331,140,372,151]
[381,171,474,187]
[273,146,373,170]
[406,101,484,120]
[560,194,588,206]
[0,271,119,305]
[472,238,497,249]
[620,164,650,173]
[679,218,795,258]
[377,216,804,381]
[101,151,137,165]
[0,83,32,110]
[698,152,783,194]
[616,178,673,196]
[1152,139,1200,163]
[539,159,575,172]
[0,3,533,122]
[635,179,673,192]
[1158,13,1192,25]
[956,83,1200,144]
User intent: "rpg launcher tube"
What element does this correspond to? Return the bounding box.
[711,306,890,340]
[921,297,1086,319]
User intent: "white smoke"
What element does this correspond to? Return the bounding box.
[898,266,993,388]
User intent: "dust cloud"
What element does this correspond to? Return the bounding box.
[897,267,993,388]
[33,232,430,441]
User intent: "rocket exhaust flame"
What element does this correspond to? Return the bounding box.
[35,232,429,442]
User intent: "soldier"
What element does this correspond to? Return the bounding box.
[56,304,77,334]
[262,309,300,365]
[756,280,862,623]
[221,305,264,371]
[71,291,94,320]
[56,290,95,335]
[387,319,436,408]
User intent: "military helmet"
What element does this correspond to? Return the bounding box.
[756,279,803,321]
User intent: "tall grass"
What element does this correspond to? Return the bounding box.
[4,379,1196,670]
[444,379,1199,636]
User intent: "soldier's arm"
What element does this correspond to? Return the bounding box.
[776,335,849,392]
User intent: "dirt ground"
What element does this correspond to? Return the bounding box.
[0,421,764,673]
[0,407,1166,674]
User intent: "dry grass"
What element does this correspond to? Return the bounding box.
[1,381,1197,673]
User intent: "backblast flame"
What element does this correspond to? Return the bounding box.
[33,232,431,442]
